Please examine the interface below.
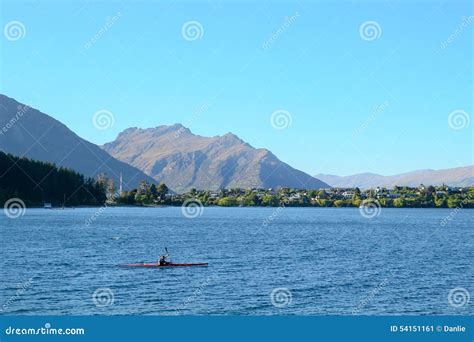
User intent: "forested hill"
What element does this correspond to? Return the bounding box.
[0,151,106,206]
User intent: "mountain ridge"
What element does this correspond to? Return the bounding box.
[0,94,155,189]
[102,125,330,192]
[315,165,474,188]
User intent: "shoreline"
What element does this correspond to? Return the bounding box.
[25,204,474,209]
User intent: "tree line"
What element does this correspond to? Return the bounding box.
[0,151,106,206]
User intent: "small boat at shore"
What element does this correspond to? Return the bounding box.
[121,262,208,268]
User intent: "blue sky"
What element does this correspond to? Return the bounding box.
[1,0,472,176]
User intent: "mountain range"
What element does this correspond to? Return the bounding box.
[0,95,328,192]
[102,125,329,192]
[315,165,474,189]
[1,94,472,193]
[0,94,155,190]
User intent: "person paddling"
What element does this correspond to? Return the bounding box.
[158,255,169,266]
[158,247,171,266]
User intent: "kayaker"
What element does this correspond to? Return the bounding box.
[158,255,169,266]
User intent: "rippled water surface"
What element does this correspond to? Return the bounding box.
[1,207,472,315]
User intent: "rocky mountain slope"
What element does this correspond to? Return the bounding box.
[0,94,155,189]
[102,125,329,192]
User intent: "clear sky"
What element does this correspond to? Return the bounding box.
[1,0,472,176]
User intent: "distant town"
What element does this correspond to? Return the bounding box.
[111,180,474,209]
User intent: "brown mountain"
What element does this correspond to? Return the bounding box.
[102,125,329,192]
[315,166,474,188]
[0,94,155,189]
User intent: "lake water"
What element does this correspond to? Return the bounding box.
[0,207,472,315]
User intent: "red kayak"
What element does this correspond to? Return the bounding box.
[121,263,208,268]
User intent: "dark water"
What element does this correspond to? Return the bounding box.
[0,207,472,315]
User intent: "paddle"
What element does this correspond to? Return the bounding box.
[165,247,171,262]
